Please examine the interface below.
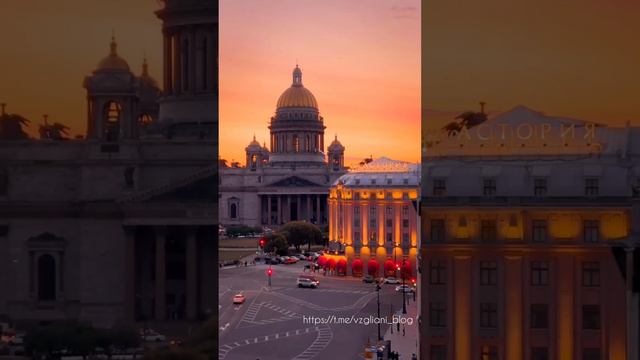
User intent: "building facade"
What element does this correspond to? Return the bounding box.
[328,157,420,277]
[0,0,218,328]
[420,106,639,360]
[218,66,347,228]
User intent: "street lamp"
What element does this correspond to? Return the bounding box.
[398,263,407,314]
[376,282,382,341]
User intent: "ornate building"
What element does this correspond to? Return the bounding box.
[328,157,420,277]
[420,106,640,360]
[0,0,217,328]
[219,66,347,228]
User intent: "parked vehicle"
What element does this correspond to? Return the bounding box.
[383,277,400,284]
[285,257,298,264]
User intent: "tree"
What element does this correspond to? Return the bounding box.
[0,111,30,140]
[39,122,70,140]
[264,233,288,255]
[279,221,322,251]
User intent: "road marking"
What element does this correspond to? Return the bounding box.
[292,325,333,360]
[218,326,323,359]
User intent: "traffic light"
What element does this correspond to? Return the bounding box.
[267,268,273,276]
[258,238,266,249]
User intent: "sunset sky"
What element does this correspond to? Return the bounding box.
[0,0,163,138]
[220,0,421,166]
[423,0,640,131]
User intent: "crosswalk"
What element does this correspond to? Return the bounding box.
[270,290,377,312]
[237,301,302,328]
[285,288,372,295]
[218,325,326,360]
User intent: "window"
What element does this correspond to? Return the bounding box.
[480,345,498,360]
[531,347,549,360]
[386,219,393,228]
[354,217,360,228]
[431,219,445,243]
[369,206,376,227]
[534,178,547,196]
[354,207,360,214]
[483,178,496,196]
[531,261,549,286]
[386,178,392,185]
[37,254,57,301]
[229,203,238,219]
[480,261,497,286]
[403,179,409,185]
[402,233,409,246]
[430,345,447,360]
[530,304,548,329]
[480,303,498,328]
[386,233,393,243]
[293,135,300,152]
[583,348,601,360]
[532,220,548,243]
[585,178,599,196]
[583,220,600,243]
[385,192,392,199]
[481,220,497,242]
[402,205,409,216]
[353,232,360,244]
[429,302,446,327]
[582,262,600,287]
[354,192,360,199]
[402,219,409,228]
[355,179,360,185]
[385,206,392,215]
[582,305,600,329]
[433,179,446,196]
[429,260,446,285]
[402,192,409,199]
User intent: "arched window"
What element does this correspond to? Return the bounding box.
[38,254,56,301]
[305,134,310,152]
[333,155,340,170]
[250,154,258,170]
[230,203,238,219]
[104,101,121,141]
[138,114,153,126]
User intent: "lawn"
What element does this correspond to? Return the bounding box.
[219,250,257,263]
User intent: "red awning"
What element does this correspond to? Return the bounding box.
[384,259,397,273]
[367,259,379,276]
[352,259,363,272]
[401,260,413,278]
[337,258,347,270]
[327,258,337,269]
[317,256,327,267]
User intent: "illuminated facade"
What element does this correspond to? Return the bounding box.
[420,106,639,360]
[219,66,347,227]
[328,157,420,277]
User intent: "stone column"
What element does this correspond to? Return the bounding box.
[124,227,136,322]
[189,28,196,93]
[315,195,320,224]
[505,254,523,360]
[186,227,198,320]
[164,33,172,94]
[277,196,282,224]
[454,254,471,360]
[174,34,181,95]
[267,196,272,225]
[155,227,167,320]
[297,195,301,221]
[306,195,312,221]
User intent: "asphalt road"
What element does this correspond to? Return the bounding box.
[218,262,416,360]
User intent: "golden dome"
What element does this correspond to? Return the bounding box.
[276,65,318,109]
[96,36,130,72]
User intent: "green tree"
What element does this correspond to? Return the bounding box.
[264,233,288,255]
[279,221,322,251]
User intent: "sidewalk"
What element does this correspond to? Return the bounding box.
[384,295,419,359]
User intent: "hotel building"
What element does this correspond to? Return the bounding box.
[328,157,420,277]
[420,106,639,360]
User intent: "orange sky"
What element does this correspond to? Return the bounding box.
[0,0,162,138]
[423,0,640,131]
[220,0,421,167]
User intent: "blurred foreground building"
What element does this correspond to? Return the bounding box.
[420,106,640,360]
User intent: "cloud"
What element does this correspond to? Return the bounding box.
[391,4,417,19]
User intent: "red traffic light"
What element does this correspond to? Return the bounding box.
[267,268,273,276]
[258,238,266,248]
[411,278,416,284]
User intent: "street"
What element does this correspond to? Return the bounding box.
[218,261,416,359]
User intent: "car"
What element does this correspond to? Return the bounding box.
[233,294,246,304]
[362,275,375,283]
[395,285,414,293]
[285,257,298,264]
[296,254,307,260]
[304,263,321,271]
[141,329,166,342]
[297,276,319,288]
[383,277,400,284]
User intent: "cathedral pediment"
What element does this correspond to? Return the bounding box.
[268,176,322,187]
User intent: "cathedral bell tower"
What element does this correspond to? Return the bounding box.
[155,0,218,139]
[327,135,345,172]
